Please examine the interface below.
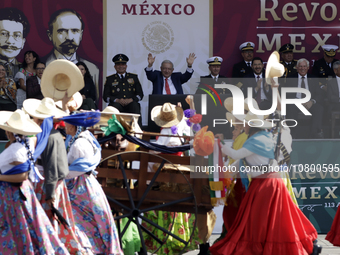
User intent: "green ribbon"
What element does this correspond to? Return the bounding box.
[101,115,126,136]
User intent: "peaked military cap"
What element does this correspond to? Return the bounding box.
[322,45,338,57]
[206,56,223,65]
[279,43,294,53]
[112,54,129,63]
[239,42,255,51]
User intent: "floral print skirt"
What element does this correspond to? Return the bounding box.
[66,174,123,255]
[0,180,69,255]
[35,178,90,254]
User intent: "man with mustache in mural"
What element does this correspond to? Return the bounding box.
[0,7,30,78]
[42,8,100,103]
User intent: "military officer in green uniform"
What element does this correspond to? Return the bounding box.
[279,43,297,77]
[103,54,144,118]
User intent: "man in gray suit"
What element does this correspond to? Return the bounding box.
[42,8,100,102]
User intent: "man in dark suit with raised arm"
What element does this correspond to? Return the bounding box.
[285,58,324,138]
[145,53,196,94]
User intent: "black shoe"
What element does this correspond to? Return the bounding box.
[198,243,210,255]
[311,240,322,255]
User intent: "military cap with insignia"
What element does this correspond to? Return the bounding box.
[279,43,294,53]
[206,56,223,65]
[239,42,255,51]
[112,54,129,63]
[322,44,339,57]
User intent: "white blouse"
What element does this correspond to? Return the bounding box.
[66,131,96,179]
[0,139,34,174]
[156,118,190,147]
[68,130,96,164]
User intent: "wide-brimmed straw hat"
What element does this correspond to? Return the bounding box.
[265,51,285,84]
[151,103,184,128]
[235,111,273,129]
[23,98,69,119]
[0,109,42,135]
[98,106,140,130]
[41,59,84,100]
[55,92,83,110]
[226,112,244,127]
[224,97,259,113]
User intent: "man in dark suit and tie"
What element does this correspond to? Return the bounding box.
[145,53,196,94]
[328,61,340,111]
[26,62,45,100]
[285,58,324,138]
[242,57,272,110]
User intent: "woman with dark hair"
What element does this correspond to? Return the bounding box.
[14,50,40,109]
[76,61,97,110]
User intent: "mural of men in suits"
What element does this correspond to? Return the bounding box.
[0,7,29,78]
[145,53,196,95]
[42,8,100,102]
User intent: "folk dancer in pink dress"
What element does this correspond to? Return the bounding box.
[61,111,123,255]
[23,97,93,254]
[0,109,69,254]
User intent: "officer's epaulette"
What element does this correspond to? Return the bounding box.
[127,72,137,76]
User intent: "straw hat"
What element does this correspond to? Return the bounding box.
[224,97,234,112]
[23,97,69,119]
[236,111,273,129]
[41,59,84,100]
[151,103,184,128]
[0,109,42,135]
[98,106,140,129]
[224,97,259,113]
[55,92,83,110]
[244,98,259,112]
[226,112,244,127]
[265,51,285,84]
